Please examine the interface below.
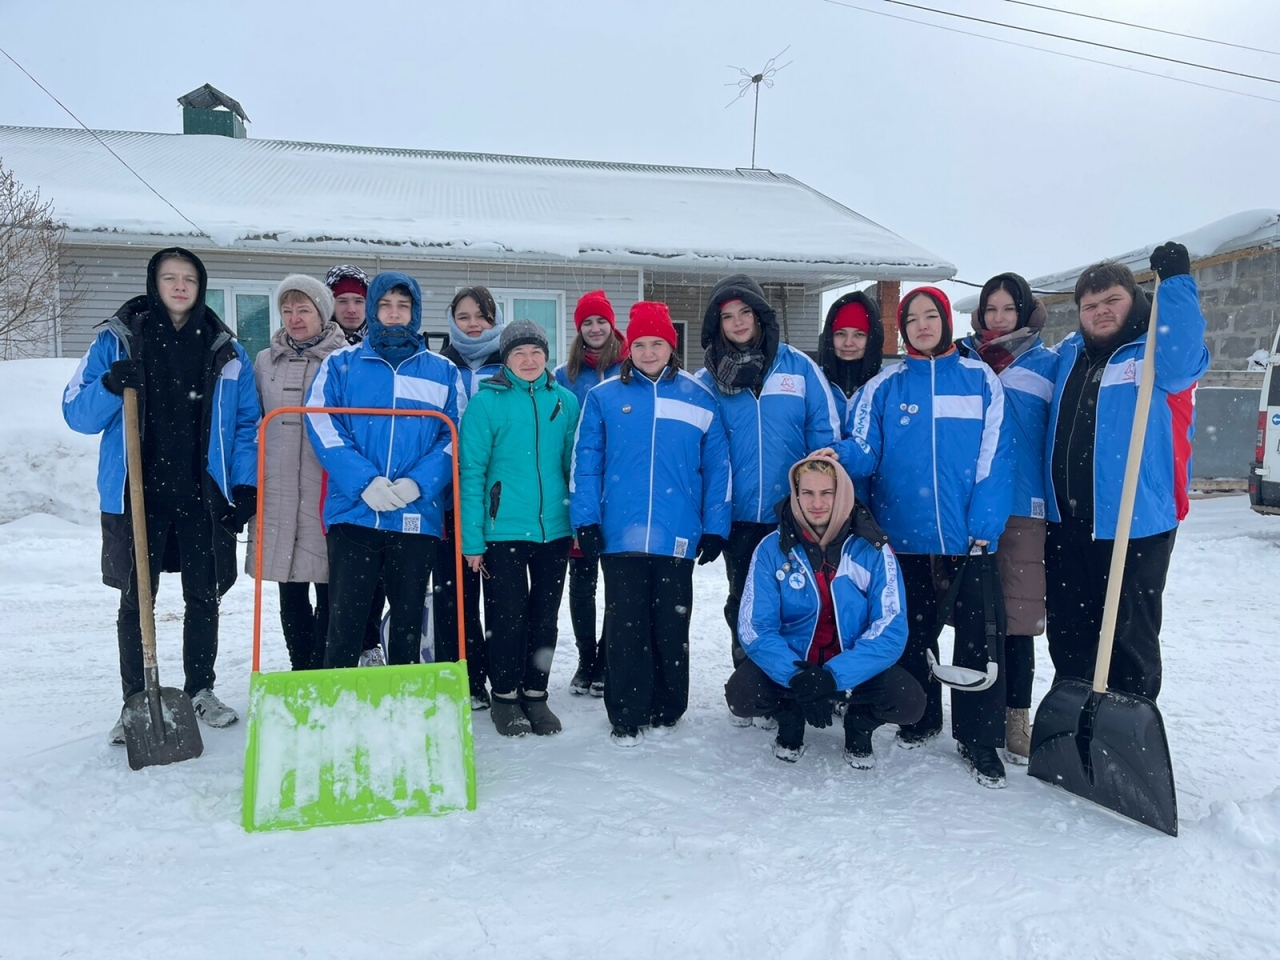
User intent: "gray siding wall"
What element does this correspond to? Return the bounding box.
[58,243,643,360]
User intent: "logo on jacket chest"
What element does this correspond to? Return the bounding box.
[776,375,798,394]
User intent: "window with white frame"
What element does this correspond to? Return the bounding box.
[206,280,279,362]
[489,289,565,367]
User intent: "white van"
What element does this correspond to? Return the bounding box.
[1250,326,1280,515]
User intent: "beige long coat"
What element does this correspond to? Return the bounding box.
[246,322,350,582]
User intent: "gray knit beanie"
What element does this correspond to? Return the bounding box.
[499,319,549,363]
[276,274,335,322]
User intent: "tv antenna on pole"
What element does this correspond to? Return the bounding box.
[726,46,792,169]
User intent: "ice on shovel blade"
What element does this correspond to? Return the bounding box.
[242,662,476,832]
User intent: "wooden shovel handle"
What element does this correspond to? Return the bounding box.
[123,388,159,673]
[1093,281,1160,694]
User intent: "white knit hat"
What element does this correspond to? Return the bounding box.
[275,274,334,322]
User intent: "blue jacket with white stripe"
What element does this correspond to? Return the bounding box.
[832,349,1014,555]
[739,514,908,690]
[959,337,1057,521]
[696,344,843,524]
[62,301,260,516]
[554,360,622,411]
[305,341,462,537]
[570,367,732,558]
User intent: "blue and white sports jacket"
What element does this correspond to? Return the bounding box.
[306,342,462,537]
[833,349,1014,555]
[739,524,908,690]
[554,360,622,410]
[62,303,259,514]
[959,337,1057,521]
[570,368,732,558]
[1044,274,1208,539]
[696,344,842,524]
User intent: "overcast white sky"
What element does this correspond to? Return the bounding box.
[5,0,1278,307]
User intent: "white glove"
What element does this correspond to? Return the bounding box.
[361,476,408,512]
[390,477,420,505]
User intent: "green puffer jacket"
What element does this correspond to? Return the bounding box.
[459,367,580,556]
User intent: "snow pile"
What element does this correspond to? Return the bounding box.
[0,358,100,526]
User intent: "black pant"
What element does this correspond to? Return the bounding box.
[1006,634,1034,710]
[723,658,925,748]
[278,581,329,671]
[361,580,385,653]
[116,503,219,701]
[601,554,694,729]
[1045,519,1176,701]
[723,521,775,666]
[432,535,487,693]
[325,523,436,668]
[568,553,602,668]
[483,538,571,695]
[896,553,1008,748]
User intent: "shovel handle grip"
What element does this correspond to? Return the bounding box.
[1093,281,1160,694]
[123,388,159,673]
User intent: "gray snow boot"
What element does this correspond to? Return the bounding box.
[1004,707,1031,765]
[520,691,562,736]
[490,692,532,737]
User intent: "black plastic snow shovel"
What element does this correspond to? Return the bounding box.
[120,387,204,770]
[1028,284,1177,836]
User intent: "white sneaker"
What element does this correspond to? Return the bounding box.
[191,688,239,728]
[108,712,125,746]
[358,646,387,667]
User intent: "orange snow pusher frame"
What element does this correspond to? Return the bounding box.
[241,406,476,832]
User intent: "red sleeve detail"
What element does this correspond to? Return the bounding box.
[319,470,329,536]
[1167,385,1196,522]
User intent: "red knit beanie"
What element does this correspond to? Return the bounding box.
[625,301,678,351]
[331,276,367,299]
[832,301,871,335]
[574,289,616,330]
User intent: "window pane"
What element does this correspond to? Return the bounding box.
[236,294,271,361]
[206,289,226,325]
[512,298,558,366]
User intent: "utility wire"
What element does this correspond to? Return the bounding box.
[822,0,1280,106]
[880,0,1280,85]
[1000,0,1280,58]
[0,44,211,239]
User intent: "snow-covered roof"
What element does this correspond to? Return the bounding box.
[0,125,953,283]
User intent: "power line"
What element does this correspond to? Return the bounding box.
[0,45,211,239]
[822,0,1280,106]
[1000,0,1280,58]
[880,0,1280,85]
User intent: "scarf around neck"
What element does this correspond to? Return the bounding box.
[705,336,767,396]
[448,304,505,369]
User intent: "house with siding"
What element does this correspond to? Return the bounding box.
[0,89,953,365]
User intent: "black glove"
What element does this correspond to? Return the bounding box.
[102,358,142,396]
[1150,241,1191,281]
[577,525,604,564]
[224,485,258,534]
[695,533,726,565]
[789,660,838,729]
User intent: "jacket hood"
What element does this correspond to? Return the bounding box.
[898,286,954,358]
[701,274,778,349]
[365,271,423,335]
[145,247,208,330]
[819,290,884,397]
[783,454,857,550]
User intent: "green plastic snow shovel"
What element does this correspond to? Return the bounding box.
[120,387,205,770]
[241,406,476,832]
[1028,283,1178,836]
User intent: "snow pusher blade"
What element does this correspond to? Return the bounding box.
[241,662,475,831]
[123,677,204,771]
[1026,282,1177,836]
[241,405,474,831]
[1028,680,1177,836]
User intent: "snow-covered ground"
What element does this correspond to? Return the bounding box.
[2,359,1278,958]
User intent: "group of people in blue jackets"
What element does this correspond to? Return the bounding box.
[67,241,1208,786]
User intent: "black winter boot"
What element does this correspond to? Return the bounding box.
[520,691,562,736]
[843,708,878,770]
[772,701,805,761]
[569,660,592,696]
[588,642,606,697]
[958,740,1007,788]
[490,692,531,737]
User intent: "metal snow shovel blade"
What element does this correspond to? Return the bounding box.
[927,546,1000,692]
[120,388,204,770]
[1028,284,1177,836]
[241,406,476,831]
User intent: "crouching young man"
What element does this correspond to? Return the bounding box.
[724,455,923,766]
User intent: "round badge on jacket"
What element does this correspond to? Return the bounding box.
[788,572,806,590]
